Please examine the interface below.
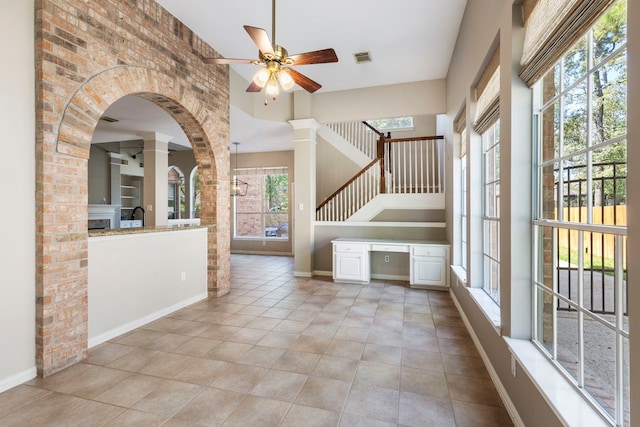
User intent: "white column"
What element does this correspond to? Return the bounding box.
[499,4,532,338]
[289,119,320,277]
[139,131,172,228]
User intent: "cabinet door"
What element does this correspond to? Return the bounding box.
[411,256,446,287]
[334,253,369,283]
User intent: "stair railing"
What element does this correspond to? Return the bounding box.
[384,136,444,193]
[316,157,381,221]
[317,120,444,221]
[325,120,379,160]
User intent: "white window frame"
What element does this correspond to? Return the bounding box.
[460,132,468,273]
[482,121,500,304]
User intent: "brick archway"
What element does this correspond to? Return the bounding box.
[37,66,230,376]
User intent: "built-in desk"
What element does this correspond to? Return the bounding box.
[331,238,450,289]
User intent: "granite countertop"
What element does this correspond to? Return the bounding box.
[89,224,208,237]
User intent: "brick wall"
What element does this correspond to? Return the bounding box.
[35,0,230,376]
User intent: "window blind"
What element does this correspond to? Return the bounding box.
[454,106,467,157]
[520,0,617,86]
[474,46,500,134]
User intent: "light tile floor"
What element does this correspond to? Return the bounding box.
[0,255,513,427]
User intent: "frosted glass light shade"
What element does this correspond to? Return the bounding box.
[278,68,295,90]
[265,76,280,97]
[252,67,271,88]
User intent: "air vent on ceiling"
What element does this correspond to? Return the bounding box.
[353,51,372,64]
[100,116,119,123]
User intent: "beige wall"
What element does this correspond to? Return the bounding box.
[232,69,446,125]
[88,145,111,205]
[0,0,36,390]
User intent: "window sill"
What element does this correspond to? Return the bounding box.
[450,265,467,285]
[505,338,611,427]
[233,237,289,241]
[468,288,501,332]
[450,265,501,332]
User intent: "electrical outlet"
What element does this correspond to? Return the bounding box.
[384,255,390,262]
[511,354,517,377]
[181,272,186,281]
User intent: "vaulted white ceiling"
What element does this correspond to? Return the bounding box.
[93,0,467,153]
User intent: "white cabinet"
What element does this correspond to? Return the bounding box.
[333,242,370,283]
[410,244,450,288]
[331,239,450,288]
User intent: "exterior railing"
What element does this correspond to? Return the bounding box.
[555,161,627,315]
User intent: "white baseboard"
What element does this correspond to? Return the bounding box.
[449,290,525,427]
[293,271,312,278]
[0,367,37,394]
[88,292,208,348]
[371,273,410,282]
[309,271,410,283]
[231,250,293,256]
[312,270,332,277]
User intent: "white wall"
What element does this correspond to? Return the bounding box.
[0,0,37,391]
[88,228,208,346]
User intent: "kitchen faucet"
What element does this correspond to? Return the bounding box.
[130,206,146,227]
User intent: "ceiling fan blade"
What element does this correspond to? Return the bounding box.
[203,57,254,65]
[288,68,322,93]
[244,25,275,57]
[246,81,262,92]
[288,48,338,65]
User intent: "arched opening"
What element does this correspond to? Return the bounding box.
[38,66,230,376]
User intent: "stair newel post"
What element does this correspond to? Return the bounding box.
[378,134,386,194]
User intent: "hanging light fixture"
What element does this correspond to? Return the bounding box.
[204,0,339,105]
[249,0,299,104]
[231,142,248,197]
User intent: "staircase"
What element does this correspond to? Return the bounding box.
[317,121,445,222]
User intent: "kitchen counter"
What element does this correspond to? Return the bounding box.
[89,224,207,237]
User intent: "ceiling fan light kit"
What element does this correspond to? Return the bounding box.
[204,0,338,105]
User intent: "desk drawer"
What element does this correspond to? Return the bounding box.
[371,244,409,253]
[412,246,447,257]
[334,243,367,254]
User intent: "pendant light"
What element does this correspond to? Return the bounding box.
[231,142,248,197]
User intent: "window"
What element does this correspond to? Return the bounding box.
[168,166,185,219]
[532,2,628,424]
[234,167,289,239]
[482,121,500,304]
[460,157,467,271]
[189,166,201,219]
[460,128,468,272]
[366,116,414,131]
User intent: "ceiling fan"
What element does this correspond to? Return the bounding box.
[204,0,338,103]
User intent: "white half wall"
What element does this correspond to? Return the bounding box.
[0,0,37,392]
[88,228,208,346]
